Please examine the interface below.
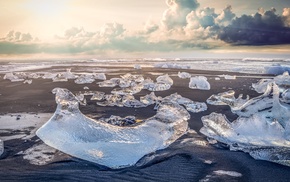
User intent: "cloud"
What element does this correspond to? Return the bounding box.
[1,0,290,56]
[162,0,200,29]
[218,8,290,45]
[1,30,36,42]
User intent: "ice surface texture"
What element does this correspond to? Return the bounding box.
[36,88,189,168]
[202,82,290,166]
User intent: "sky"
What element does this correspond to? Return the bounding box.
[0,0,290,59]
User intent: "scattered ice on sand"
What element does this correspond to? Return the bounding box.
[189,76,210,90]
[223,75,236,80]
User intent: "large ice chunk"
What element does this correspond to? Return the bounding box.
[189,76,210,90]
[201,82,290,166]
[36,88,189,168]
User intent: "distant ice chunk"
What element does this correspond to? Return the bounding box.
[143,74,173,91]
[189,76,210,90]
[42,72,58,79]
[264,65,290,75]
[122,95,147,108]
[83,86,89,90]
[23,79,32,84]
[95,73,106,80]
[178,72,191,79]
[75,74,95,84]
[140,92,161,106]
[3,72,25,82]
[134,64,141,69]
[162,93,207,113]
[154,62,191,69]
[36,88,189,168]
[223,75,236,80]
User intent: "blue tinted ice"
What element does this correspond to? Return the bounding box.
[201,82,290,166]
[36,88,189,168]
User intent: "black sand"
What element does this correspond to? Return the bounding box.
[0,67,290,182]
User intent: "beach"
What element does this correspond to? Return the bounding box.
[0,63,290,182]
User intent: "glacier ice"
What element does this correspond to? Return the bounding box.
[36,88,189,168]
[201,82,290,166]
[74,74,95,84]
[178,72,191,79]
[189,76,210,90]
[3,72,25,82]
[252,72,290,94]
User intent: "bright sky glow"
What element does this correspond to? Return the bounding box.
[0,0,289,58]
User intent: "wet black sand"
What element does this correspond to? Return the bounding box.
[0,67,290,182]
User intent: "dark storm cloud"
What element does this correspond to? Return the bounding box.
[218,9,290,45]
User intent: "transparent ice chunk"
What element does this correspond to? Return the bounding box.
[189,76,210,90]
[36,88,189,168]
[97,94,123,107]
[94,73,106,80]
[252,79,273,93]
[206,90,249,108]
[3,72,25,82]
[23,79,32,84]
[74,74,95,84]
[134,64,141,69]
[140,92,162,106]
[99,115,139,126]
[201,82,290,166]
[178,72,191,79]
[122,95,147,108]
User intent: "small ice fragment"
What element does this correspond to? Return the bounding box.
[23,79,32,84]
[223,75,236,80]
[75,74,95,84]
[0,139,4,157]
[90,91,105,101]
[189,76,210,90]
[97,94,123,107]
[184,102,207,113]
[178,72,191,79]
[140,92,161,106]
[95,73,106,80]
[215,77,220,80]
[97,79,118,87]
[36,88,189,168]
[122,95,147,108]
[83,86,89,90]
[213,170,242,177]
[156,74,173,85]
[134,64,141,69]
[3,72,25,82]
[42,72,58,79]
[206,90,249,108]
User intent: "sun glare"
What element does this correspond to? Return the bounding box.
[25,0,68,17]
